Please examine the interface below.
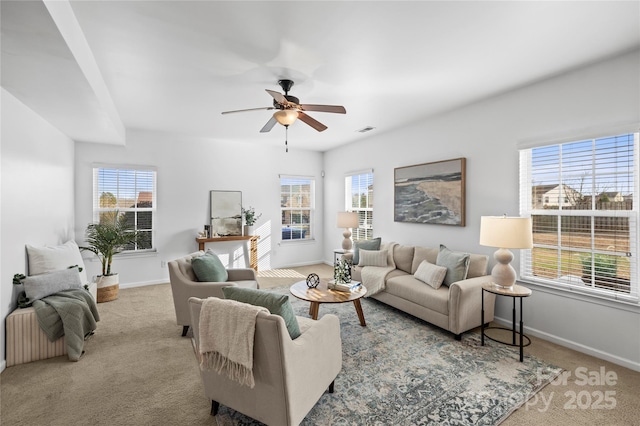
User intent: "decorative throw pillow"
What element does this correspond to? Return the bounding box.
[352,237,382,265]
[222,287,301,339]
[191,251,228,282]
[358,249,389,267]
[23,267,82,301]
[436,244,470,287]
[26,240,88,286]
[414,260,448,289]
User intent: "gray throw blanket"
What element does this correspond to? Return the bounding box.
[33,289,100,361]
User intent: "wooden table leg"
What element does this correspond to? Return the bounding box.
[353,299,366,326]
[310,302,319,320]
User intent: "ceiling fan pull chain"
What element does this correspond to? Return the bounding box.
[285,125,289,152]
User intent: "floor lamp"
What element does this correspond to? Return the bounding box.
[479,216,533,288]
[337,212,359,251]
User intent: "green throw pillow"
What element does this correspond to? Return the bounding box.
[352,237,382,265]
[222,287,301,340]
[436,244,470,287]
[191,251,228,282]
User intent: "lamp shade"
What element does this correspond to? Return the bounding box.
[273,109,298,126]
[337,211,359,228]
[479,216,533,249]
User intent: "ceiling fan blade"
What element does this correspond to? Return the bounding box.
[259,116,278,133]
[221,106,275,115]
[299,104,346,114]
[298,112,327,132]
[265,89,287,105]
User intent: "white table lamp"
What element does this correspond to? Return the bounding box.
[337,211,359,251]
[479,216,533,288]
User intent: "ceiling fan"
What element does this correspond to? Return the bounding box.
[221,79,346,133]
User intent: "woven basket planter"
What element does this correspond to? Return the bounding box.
[96,274,119,303]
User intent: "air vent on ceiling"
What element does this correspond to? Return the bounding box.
[357,126,376,133]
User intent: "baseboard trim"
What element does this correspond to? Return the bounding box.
[1,360,6,373]
[119,279,168,289]
[493,316,640,372]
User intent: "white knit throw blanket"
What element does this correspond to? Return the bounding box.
[198,297,268,388]
[362,242,398,297]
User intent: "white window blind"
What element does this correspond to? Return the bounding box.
[280,175,314,241]
[519,132,638,302]
[345,171,374,240]
[93,166,157,251]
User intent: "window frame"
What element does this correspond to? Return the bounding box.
[279,175,315,242]
[92,164,157,254]
[345,170,374,241]
[519,132,639,304]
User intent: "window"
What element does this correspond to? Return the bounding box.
[93,165,157,252]
[345,170,374,240]
[519,132,638,301]
[280,175,314,241]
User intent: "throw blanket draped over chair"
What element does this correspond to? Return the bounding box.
[33,289,100,361]
[198,297,268,388]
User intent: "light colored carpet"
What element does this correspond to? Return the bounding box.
[1,264,638,425]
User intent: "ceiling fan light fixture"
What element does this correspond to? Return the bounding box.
[273,109,298,126]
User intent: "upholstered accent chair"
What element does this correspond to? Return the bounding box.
[168,251,259,336]
[188,297,342,425]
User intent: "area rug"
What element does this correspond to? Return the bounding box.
[216,287,563,426]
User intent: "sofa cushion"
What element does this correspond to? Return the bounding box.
[222,287,301,339]
[414,260,447,289]
[385,274,449,315]
[23,267,83,301]
[26,240,88,286]
[466,254,490,279]
[191,251,228,282]
[436,245,470,287]
[359,249,388,267]
[393,245,415,274]
[411,246,439,274]
[352,237,382,265]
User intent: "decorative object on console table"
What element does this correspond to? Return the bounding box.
[394,157,466,226]
[210,190,242,237]
[479,215,533,289]
[337,211,359,250]
[241,206,262,236]
[80,211,141,302]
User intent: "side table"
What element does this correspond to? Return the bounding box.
[481,282,532,362]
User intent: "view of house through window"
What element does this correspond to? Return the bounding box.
[280,175,314,241]
[93,166,157,251]
[520,132,638,300]
[345,171,374,240]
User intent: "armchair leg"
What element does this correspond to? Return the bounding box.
[454,333,462,341]
[328,380,335,394]
[181,325,189,337]
[211,400,220,416]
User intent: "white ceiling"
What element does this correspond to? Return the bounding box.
[2,1,639,151]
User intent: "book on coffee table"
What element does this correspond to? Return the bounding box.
[329,280,362,293]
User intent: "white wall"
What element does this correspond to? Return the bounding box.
[74,129,325,287]
[1,89,77,371]
[323,50,640,371]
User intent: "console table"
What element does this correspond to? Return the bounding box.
[195,236,260,271]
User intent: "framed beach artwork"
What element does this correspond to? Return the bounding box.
[210,190,242,236]
[394,158,466,226]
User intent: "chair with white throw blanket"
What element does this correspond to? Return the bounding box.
[188,296,342,426]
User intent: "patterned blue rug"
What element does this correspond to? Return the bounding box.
[216,288,563,425]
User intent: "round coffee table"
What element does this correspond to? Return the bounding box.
[289,279,367,326]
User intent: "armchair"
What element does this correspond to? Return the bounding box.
[168,251,259,336]
[188,296,342,425]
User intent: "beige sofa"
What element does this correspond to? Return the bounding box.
[169,251,259,336]
[188,297,342,425]
[348,243,495,339]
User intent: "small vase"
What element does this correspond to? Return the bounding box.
[244,225,254,236]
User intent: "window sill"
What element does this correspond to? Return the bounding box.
[84,249,158,262]
[519,278,640,313]
[279,239,316,245]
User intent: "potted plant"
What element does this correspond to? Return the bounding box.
[241,206,262,236]
[80,211,140,303]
